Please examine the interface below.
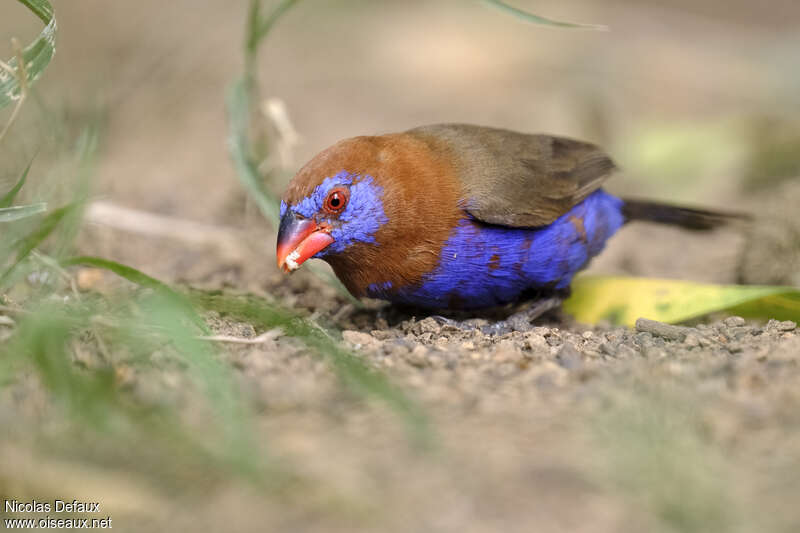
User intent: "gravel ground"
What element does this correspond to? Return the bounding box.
[148,283,799,533]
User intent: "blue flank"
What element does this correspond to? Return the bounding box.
[287,171,389,256]
[368,190,625,309]
[367,281,393,293]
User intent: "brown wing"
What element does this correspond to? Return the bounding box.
[407,123,617,227]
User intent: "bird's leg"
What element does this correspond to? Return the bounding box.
[479,295,564,335]
[432,290,567,334]
[430,315,487,331]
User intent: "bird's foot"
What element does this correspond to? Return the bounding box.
[479,296,563,335]
[432,296,564,335]
[430,315,487,332]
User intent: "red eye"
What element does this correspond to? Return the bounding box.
[323,187,349,214]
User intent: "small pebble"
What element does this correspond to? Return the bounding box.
[684,333,700,347]
[342,330,378,349]
[524,333,548,352]
[556,343,582,370]
[635,318,688,341]
[643,346,667,359]
[778,320,797,331]
[418,317,441,334]
[724,316,746,327]
[727,343,744,353]
[617,344,639,359]
[405,345,430,367]
[371,329,394,340]
[599,342,618,356]
[545,333,562,347]
[384,342,410,358]
[76,268,106,291]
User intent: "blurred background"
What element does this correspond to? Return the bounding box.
[3,0,800,287]
[1,1,800,532]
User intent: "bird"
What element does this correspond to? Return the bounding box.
[276,123,741,323]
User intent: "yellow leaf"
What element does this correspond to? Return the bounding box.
[564,276,800,326]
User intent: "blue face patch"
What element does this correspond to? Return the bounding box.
[389,190,625,309]
[286,171,389,256]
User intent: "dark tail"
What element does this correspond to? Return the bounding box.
[621,198,750,230]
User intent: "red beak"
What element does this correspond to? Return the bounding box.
[276,211,334,272]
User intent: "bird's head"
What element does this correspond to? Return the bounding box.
[276,133,463,297]
[276,167,388,273]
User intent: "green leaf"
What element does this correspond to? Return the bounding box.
[0,0,57,110]
[479,0,607,30]
[564,275,800,326]
[0,159,33,207]
[0,202,46,222]
[0,203,75,286]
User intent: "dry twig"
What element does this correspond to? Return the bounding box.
[198,328,283,344]
[85,201,250,260]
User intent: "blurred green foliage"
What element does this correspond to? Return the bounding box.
[742,118,800,190]
[0,0,56,111]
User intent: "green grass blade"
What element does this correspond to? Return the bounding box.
[54,128,96,258]
[62,255,174,293]
[230,0,302,227]
[255,0,300,43]
[139,291,257,469]
[0,202,46,222]
[5,303,118,424]
[17,0,53,23]
[226,78,281,227]
[61,255,207,331]
[0,203,75,286]
[0,0,57,110]
[60,256,258,469]
[190,290,431,445]
[564,275,800,326]
[0,158,33,207]
[246,0,300,71]
[231,1,361,305]
[3,294,263,479]
[479,0,607,30]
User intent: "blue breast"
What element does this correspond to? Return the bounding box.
[367,190,625,309]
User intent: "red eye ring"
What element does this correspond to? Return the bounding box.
[323,187,349,214]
